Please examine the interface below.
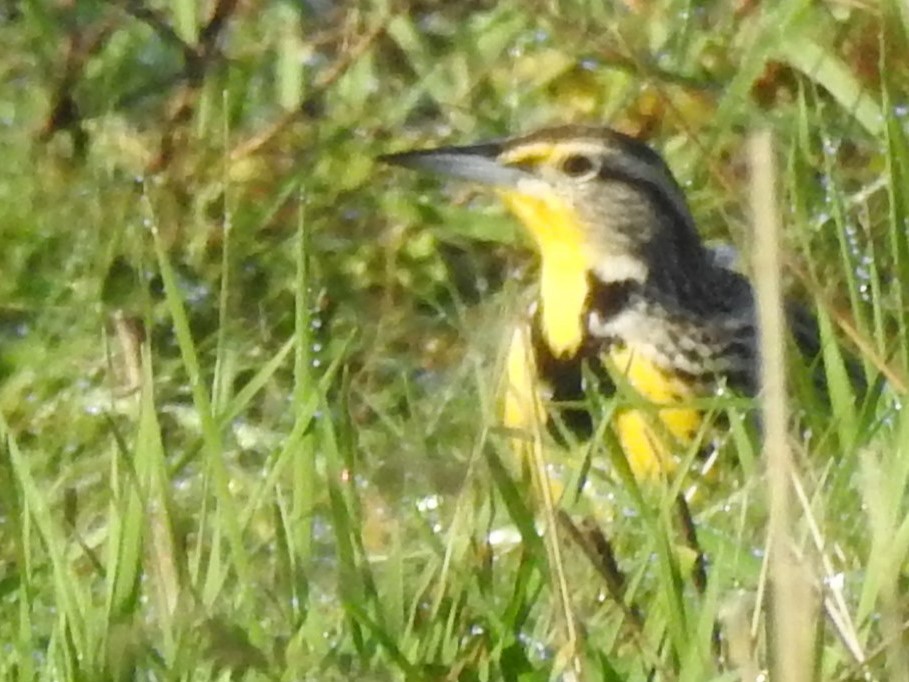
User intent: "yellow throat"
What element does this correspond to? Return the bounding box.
[498,190,590,358]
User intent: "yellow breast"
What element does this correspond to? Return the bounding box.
[502,322,707,479]
[608,346,704,480]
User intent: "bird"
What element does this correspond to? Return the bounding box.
[378,125,815,480]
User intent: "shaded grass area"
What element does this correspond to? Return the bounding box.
[0,1,907,679]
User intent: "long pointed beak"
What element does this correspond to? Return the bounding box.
[378,141,530,188]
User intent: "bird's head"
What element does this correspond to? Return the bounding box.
[380,125,708,289]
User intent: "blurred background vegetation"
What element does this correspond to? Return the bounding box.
[1,0,907,679]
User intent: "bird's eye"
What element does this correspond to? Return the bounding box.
[559,154,597,179]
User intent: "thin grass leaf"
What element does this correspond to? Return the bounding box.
[1,414,92,669]
[778,36,883,137]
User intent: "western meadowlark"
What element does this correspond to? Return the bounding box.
[379,125,809,480]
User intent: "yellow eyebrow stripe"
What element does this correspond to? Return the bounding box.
[498,143,560,166]
[499,140,610,167]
